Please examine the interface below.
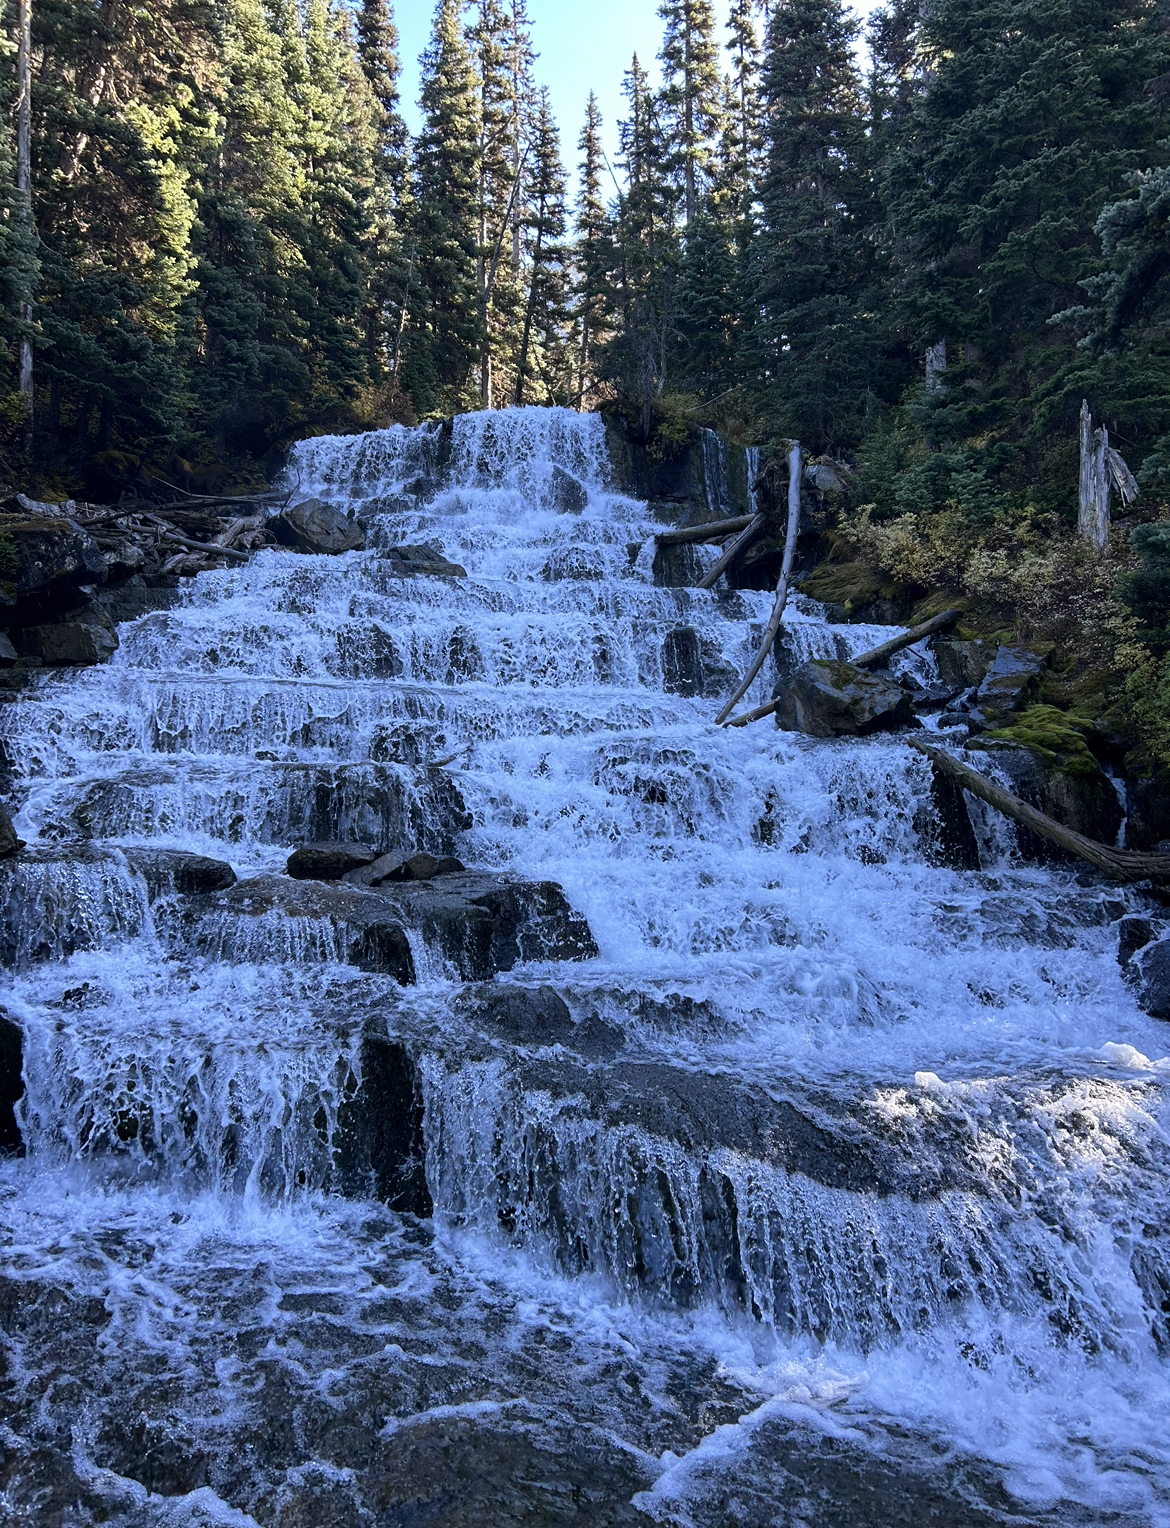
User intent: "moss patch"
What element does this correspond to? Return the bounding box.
[986,705,1102,776]
[799,561,899,612]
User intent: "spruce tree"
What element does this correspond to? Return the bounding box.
[724,0,764,208]
[515,87,571,404]
[755,0,877,451]
[658,0,723,224]
[406,0,482,415]
[356,0,408,206]
[574,93,616,405]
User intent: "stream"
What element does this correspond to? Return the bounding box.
[2,406,1169,1527]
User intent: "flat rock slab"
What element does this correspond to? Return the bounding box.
[380,545,467,578]
[122,847,237,897]
[967,641,1052,729]
[774,659,914,737]
[188,871,597,982]
[288,841,378,881]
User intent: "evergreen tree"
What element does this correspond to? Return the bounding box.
[0,9,37,473]
[574,92,616,405]
[406,0,481,414]
[356,0,408,206]
[724,0,764,208]
[755,0,877,450]
[658,0,723,224]
[515,87,570,404]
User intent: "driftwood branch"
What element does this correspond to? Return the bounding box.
[717,444,802,726]
[907,737,1170,882]
[851,608,962,670]
[698,513,767,591]
[655,514,756,547]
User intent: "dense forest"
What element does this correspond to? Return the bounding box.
[6,0,1170,770]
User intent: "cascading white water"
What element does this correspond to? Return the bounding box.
[2,405,1169,1526]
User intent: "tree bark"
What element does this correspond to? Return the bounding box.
[907,737,1170,882]
[17,0,33,435]
[698,514,766,590]
[716,443,802,725]
[655,514,756,547]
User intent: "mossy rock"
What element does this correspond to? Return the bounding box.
[986,705,1102,777]
[798,561,903,615]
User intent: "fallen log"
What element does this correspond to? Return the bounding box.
[851,609,962,670]
[717,444,802,726]
[655,514,755,547]
[158,531,250,563]
[698,513,767,591]
[907,737,1170,882]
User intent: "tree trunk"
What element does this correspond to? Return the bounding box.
[716,444,802,725]
[17,0,33,438]
[1078,399,1111,551]
[698,514,766,590]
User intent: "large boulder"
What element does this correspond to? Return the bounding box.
[121,847,236,898]
[287,841,378,882]
[15,602,118,666]
[774,659,915,737]
[932,636,994,691]
[1132,936,1170,1020]
[0,514,106,601]
[967,642,1053,729]
[969,739,1124,853]
[548,465,588,515]
[276,498,366,555]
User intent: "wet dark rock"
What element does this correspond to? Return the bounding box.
[277,498,366,555]
[0,802,19,860]
[0,1008,23,1154]
[193,876,416,982]
[548,464,589,515]
[1119,914,1157,967]
[661,625,737,699]
[1134,936,1170,1020]
[971,740,1124,856]
[288,841,378,882]
[333,1034,431,1213]
[331,619,404,679]
[465,984,624,1058]
[373,873,598,979]
[932,636,994,691]
[14,601,118,666]
[541,545,606,582]
[1125,774,1170,851]
[380,544,466,578]
[651,539,704,587]
[342,850,407,887]
[0,632,16,667]
[774,659,915,737]
[916,763,980,871]
[388,851,467,882]
[967,642,1052,730]
[92,573,181,625]
[0,515,107,600]
[122,847,237,898]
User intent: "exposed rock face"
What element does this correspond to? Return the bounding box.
[971,740,1124,854]
[661,625,737,699]
[390,851,466,881]
[0,804,20,861]
[287,842,378,881]
[121,847,237,898]
[0,1009,22,1154]
[342,851,407,886]
[932,637,994,691]
[0,515,106,600]
[1133,937,1170,1020]
[774,660,914,737]
[541,545,606,582]
[380,545,467,578]
[333,1034,431,1213]
[465,984,625,1059]
[967,643,1052,729]
[277,498,366,554]
[651,540,704,587]
[15,602,118,666]
[916,765,980,871]
[549,465,589,515]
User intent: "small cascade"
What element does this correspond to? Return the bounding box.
[1,405,1169,1526]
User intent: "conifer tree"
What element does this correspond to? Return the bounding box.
[658,0,723,224]
[574,93,616,405]
[515,87,570,404]
[755,0,876,450]
[724,0,764,208]
[407,0,481,414]
[356,0,408,205]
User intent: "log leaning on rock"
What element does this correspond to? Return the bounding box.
[907,737,1170,882]
[654,514,756,547]
[717,444,803,726]
[698,513,767,591]
[725,608,963,729]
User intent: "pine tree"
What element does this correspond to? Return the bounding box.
[515,87,571,404]
[406,0,482,415]
[574,93,616,405]
[755,0,877,450]
[724,0,764,208]
[658,0,723,224]
[356,0,408,206]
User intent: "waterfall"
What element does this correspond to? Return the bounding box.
[2,406,1169,1526]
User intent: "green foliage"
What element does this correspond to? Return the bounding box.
[986,705,1102,777]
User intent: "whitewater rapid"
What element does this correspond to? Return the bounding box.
[2,407,1169,1526]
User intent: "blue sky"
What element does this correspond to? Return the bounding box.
[393,1,882,195]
